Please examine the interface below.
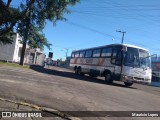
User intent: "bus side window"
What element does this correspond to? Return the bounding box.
[111,49,117,63]
[71,52,75,58]
[93,49,101,57]
[101,47,112,57]
[111,48,122,65]
[85,50,92,58]
[75,52,80,58]
[116,50,122,65]
[79,51,85,58]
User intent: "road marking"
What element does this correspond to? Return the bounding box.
[0,79,20,84]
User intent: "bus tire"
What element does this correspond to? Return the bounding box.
[77,67,84,76]
[105,72,113,84]
[124,82,133,87]
[74,66,77,74]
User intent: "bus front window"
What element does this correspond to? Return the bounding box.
[123,47,140,67]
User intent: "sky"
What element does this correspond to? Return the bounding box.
[5,0,160,60]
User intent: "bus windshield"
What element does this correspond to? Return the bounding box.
[123,47,150,68]
[139,49,151,68]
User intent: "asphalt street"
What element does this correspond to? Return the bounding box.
[0,65,160,120]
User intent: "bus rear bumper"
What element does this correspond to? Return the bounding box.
[121,75,151,85]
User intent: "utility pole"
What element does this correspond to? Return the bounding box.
[116,30,126,44]
[65,48,69,59]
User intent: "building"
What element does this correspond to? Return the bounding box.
[0,33,45,65]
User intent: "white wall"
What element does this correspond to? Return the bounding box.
[13,34,23,62]
[35,53,45,65]
[0,33,45,65]
[0,34,17,62]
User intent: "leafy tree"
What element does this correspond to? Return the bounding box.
[0,32,13,45]
[0,0,79,65]
[0,0,18,44]
[25,24,52,50]
[0,0,36,36]
[18,0,79,65]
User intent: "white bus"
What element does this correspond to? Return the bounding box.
[70,44,151,86]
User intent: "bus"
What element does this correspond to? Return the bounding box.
[70,44,151,87]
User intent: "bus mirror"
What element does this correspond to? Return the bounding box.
[150,54,158,61]
[122,46,127,52]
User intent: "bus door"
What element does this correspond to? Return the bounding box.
[111,46,123,80]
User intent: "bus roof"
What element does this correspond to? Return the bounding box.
[123,44,149,51]
[72,44,149,52]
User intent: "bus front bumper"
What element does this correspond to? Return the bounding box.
[121,75,151,85]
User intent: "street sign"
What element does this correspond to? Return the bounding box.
[48,52,53,58]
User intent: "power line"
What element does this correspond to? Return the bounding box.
[100,1,160,24]
[65,21,115,38]
[70,11,160,44]
[72,0,160,24]
[70,1,160,44]
[64,20,160,53]
[71,8,160,22]
[66,1,160,52]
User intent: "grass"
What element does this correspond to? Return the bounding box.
[0,61,29,69]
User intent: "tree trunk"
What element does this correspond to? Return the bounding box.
[19,42,26,65]
[19,3,32,66]
[33,50,37,64]
[7,0,12,8]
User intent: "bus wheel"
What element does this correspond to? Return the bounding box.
[124,82,133,87]
[77,67,84,76]
[105,73,113,84]
[74,67,77,74]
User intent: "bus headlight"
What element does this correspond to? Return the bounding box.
[122,75,128,80]
[122,75,133,81]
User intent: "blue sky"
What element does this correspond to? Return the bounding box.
[6,0,160,60]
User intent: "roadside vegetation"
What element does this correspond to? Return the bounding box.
[0,61,29,68]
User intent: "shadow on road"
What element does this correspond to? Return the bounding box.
[30,65,137,89]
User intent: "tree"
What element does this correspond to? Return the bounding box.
[0,0,80,65]
[18,0,79,65]
[0,0,35,44]
[0,0,18,44]
[0,32,13,45]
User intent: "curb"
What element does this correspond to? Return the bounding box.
[0,98,81,120]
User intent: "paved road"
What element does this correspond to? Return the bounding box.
[0,65,160,120]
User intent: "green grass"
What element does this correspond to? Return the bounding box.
[0,61,29,69]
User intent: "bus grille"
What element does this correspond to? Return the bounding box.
[134,77,144,81]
